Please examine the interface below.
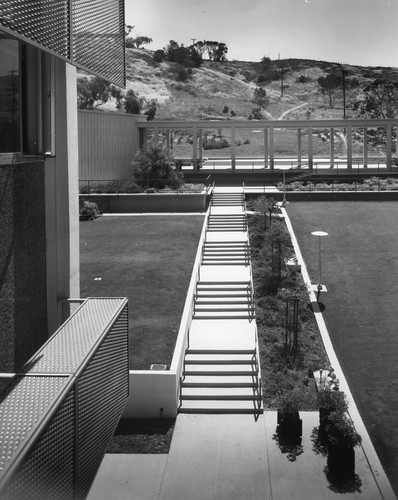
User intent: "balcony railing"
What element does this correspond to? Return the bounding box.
[0,297,128,500]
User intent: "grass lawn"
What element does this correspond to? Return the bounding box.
[80,215,204,370]
[287,201,398,496]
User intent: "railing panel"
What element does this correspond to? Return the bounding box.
[0,298,128,499]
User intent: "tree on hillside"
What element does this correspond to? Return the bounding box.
[133,36,153,48]
[205,40,228,61]
[122,89,157,120]
[261,56,272,68]
[352,79,398,118]
[252,87,269,108]
[77,76,111,110]
[317,73,343,109]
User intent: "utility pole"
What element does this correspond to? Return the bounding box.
[342,65,347,119]
[279,53,284,97]
[191,38,196,46]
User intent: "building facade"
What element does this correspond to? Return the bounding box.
[0,0,125,370]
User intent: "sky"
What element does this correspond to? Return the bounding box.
[125,0,398,68]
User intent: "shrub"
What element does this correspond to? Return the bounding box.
[297,75,310,83]
[203,137,230,150]
[80,201,101,220]
[132,142,184,189]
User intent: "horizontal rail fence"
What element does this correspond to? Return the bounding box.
[0,298,129,500]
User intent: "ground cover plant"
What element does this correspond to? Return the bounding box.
[80,215,204,369]
[286,201,398,496]
[79,180,206,194]
[247,197,329,409]
[107,418,175,454]
[279,177,398,192]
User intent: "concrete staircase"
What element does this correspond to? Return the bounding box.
[180,349,262,414]
[201,241,249,266]
[207,214,247,232]
[193,281,255,320]
[210,192,245,206]
[179,186,263,415]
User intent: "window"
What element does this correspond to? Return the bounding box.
[0,36,20,152]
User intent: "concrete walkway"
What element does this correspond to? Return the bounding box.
[88,185,396,500]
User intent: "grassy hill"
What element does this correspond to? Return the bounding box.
[123,48,398,122]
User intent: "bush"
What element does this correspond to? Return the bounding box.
[80,201,101,220]
[203,137,230,150]
[153,49,165,62]
[132,142,184,189]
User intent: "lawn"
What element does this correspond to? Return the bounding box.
[286,201,398,496]
[80,215,204,369]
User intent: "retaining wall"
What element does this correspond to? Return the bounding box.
[80,192,209,213]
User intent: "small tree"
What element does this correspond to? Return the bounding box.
[318,73,343,109]
[132,143,183,189]
[253,87,269,108]
[253,195,277,230]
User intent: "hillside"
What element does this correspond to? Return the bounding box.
[123,48,398,122]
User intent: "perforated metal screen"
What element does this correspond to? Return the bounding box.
[0,298,129,499]
[0,0,125,86]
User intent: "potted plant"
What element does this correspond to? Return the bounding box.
[317,388,348,433]
[277,389,303,438]
[325,410,362,475]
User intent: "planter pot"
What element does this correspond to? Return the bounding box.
[327,444,355,476]
[277,410,302,438]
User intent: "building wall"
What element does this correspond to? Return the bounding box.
[78,111,146,183]
[0,161,47,372]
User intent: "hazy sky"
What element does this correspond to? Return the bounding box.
[125,0,398,67]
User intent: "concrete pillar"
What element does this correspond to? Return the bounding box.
[192,127,198,171]
[386,124,392,170]
[264,128,268,168]
[269,127,274,172]
[363,128,368,167]
[154,127,159,145]
[308,126,313,170]
[166,130,170,148]
[396,126,398,157]
[297,128,302,167]
[330,128,334,167]
[231,127,236,171]
[45,59,80,333]
[346,126,352,170]
[198,129,203,168]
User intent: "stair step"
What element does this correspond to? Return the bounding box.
[182,374,258,385]
[193,315,254,320]
[180,394,262,401]
[186,349,256,355]
[185,359,255,365]
[198,281,250,285]
[194,307,253,312]
[178,400,262,411]
[179,407,263,414]
[195,300,250,304]
[183,368,258,376]
[182,381,258,388]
